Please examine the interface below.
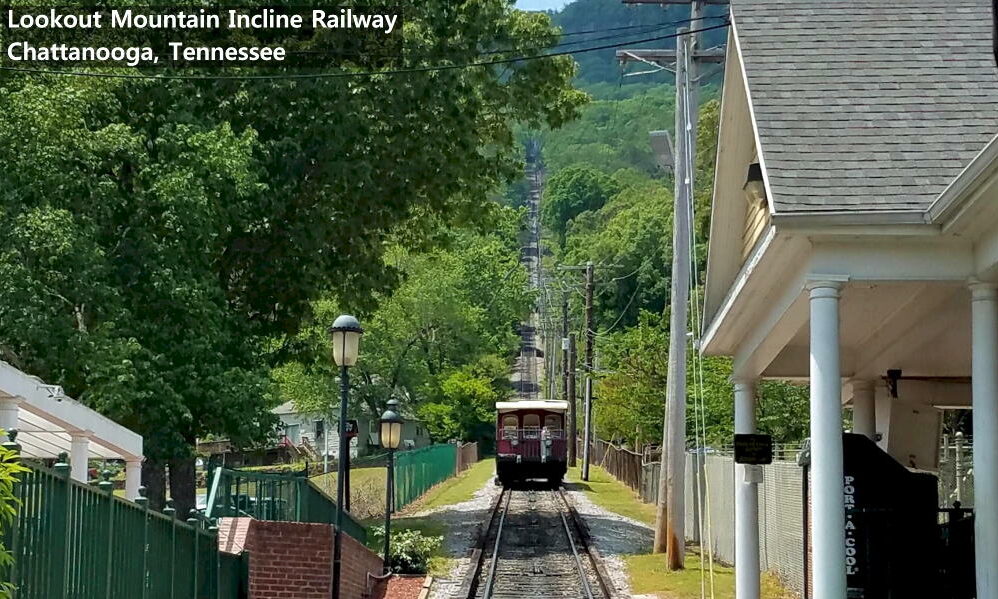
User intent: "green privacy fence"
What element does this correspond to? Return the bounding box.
[1,453,227,599]
[204,466,367,543]
[393,443,458,511]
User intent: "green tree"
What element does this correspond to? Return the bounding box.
[419,354,511,445]
[0,0,585,512]
[541,165,620,246]
[278,219,532,439]
[562,170,672,328]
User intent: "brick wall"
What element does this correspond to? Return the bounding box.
[219,518,383,599]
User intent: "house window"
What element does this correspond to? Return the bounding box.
[314,419,325,439]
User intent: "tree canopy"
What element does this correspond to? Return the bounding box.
[0,0,586,509]
[275,210,532,450]
[540,165,620,247]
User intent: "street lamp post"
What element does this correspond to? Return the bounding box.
[379,399,404,573]
[329,315,363,599]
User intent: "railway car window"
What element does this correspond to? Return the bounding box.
[543,415,561,430]
[523,414,540,438]
[502,415,518,438]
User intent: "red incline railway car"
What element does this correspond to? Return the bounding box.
[495,400,569,487]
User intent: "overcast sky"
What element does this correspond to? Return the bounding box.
[516,0,570,11]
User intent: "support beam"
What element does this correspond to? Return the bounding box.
[0,396,19,431]
[734,379,760,599]
[125,458,143,501]
[615,48,726,64]
[850,380,876,440]
[970,281,998,599]
[807,280,848,599]
[70,431,91,483]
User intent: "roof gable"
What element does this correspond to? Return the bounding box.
[733,0,998,214]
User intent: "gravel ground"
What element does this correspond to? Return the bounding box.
[416,474,655,599]
[563,483,655,599]
[410,476,501,599]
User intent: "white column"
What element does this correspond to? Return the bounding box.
[0,396,20,432]
[734,379,760,599]
[125,458,143,500]
[851,380,876,440]
[69,431,90,483]
[970,281,998,599]
[808,281,847,599]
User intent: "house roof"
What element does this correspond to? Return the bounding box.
[733,0,998,214]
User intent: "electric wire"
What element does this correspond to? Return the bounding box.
[592,281,641,338]
[555,16,724,39]
[0,22,729,80]
[480,16,725,56]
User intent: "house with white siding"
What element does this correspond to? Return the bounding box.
[272,401,430,460]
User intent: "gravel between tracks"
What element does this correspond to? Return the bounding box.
[563,485,655,599]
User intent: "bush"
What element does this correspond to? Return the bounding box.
[370,527,442,575]
[0,431,28,599]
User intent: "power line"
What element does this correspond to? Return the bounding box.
[0,22,728,81]
[482,15,726,56]
[555,16,721,39]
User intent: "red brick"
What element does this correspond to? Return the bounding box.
[220,518,383,599]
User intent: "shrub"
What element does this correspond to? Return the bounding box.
[370,527,442,574]
[0,431,28,599]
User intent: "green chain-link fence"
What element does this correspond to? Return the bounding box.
[393,444,457,511]
[1,453,225,599]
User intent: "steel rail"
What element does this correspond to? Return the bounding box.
[555,491,597,599]
[481,489,512,599]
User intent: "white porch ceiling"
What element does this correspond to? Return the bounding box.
[763,282,972,381]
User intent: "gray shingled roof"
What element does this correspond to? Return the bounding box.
[732,0,998,213]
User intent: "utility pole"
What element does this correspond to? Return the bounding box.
[616,0,727,570]
[567,332,578,468]
[558,261,620,478]
[582,261,596,481]
[563,297,575,466]
[657,27,691,567]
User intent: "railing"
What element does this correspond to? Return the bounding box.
[1,453,224,599]
[580,438,644,492]
[393,444,457,511]
[205,466,367,543]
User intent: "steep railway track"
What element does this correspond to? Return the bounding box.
[466,487,611,599]
[513,163,544,401]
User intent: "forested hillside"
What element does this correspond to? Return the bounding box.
[550,0,727,87]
